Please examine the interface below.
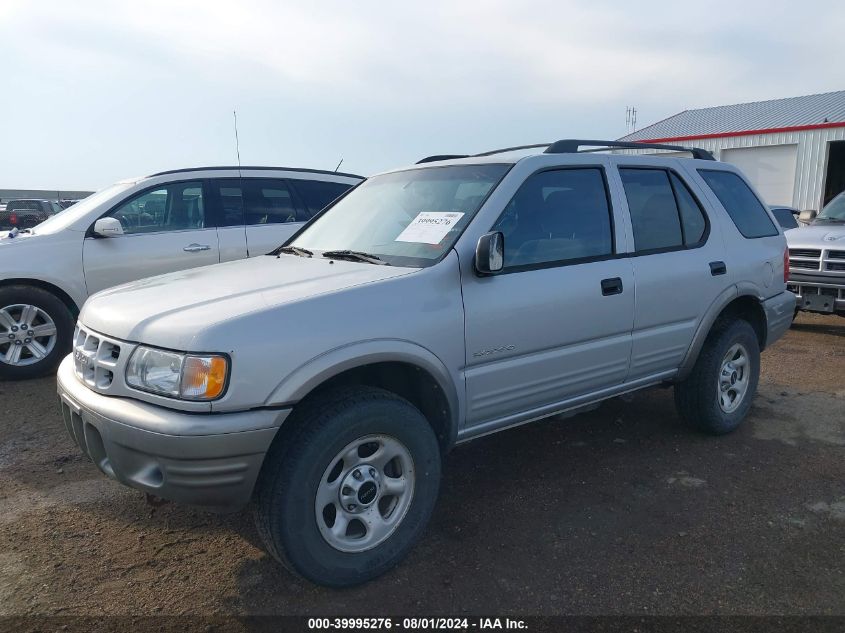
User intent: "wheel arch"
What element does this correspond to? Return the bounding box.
[0,278,81,318]
[677,286,768,381]
[267,341,461,451]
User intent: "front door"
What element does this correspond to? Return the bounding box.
[462,167,635,430]
[83,180,220,295]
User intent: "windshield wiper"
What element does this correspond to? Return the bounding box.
[321,249,390,265]
[275,245,313,258]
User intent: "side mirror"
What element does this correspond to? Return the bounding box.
[93,217,124,237]
[798,209,818,224]
[475,231,504,275]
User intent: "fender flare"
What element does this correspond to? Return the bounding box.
[265,339,462,448]
[676,284,769,381]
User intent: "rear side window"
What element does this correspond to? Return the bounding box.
[699,170,778,238]
[619,168,707,252]
[290,179,353,217]
[242,179,304,225]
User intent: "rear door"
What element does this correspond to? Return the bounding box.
[242,179,309,256]
[83,180,220,294]
[616,166,727,380]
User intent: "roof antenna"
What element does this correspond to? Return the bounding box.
[233,109,242,174]
[334,158,343,172]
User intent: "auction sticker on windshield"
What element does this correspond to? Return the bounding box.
[395,212,465,244]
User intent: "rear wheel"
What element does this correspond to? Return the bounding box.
[674,319,760,435]
[253,386,442,587]
[0,285,75,380]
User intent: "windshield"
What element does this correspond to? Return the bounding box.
[288,164,510,267]
[32,182,134,234]
[816,192,845,222]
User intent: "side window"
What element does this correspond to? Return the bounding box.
[210,179,245,227]
[243,179,302,225]
[492,168,613,268]
[698,170,778,238]
[620,169,683,252]
[289,179,353,217]
[671,172,707,244]
[107,181,205,234]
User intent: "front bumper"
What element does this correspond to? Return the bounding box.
[56,355,290,509]
[787,275,845,314]
[762,290,797,346]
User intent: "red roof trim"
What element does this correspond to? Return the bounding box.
[634,121,845,144]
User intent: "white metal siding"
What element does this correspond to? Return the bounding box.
[721,144,797,206]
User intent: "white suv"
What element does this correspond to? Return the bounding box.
[0,166,362,379]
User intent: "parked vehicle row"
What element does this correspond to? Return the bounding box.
[54,140,793,587]
[0,199,63,230]
[0,167,362,379]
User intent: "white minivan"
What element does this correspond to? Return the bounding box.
[0,166,363,379]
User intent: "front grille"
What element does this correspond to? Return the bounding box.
[789,260,820,270]
[789,249,821,258]
[73,325,122,390]
[829,250,845,260]
[826,262,845,271]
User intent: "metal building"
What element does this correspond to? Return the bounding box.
[618,90,845,212]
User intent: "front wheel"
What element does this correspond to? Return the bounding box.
[0,285,75,380]
[253,386,442,587]
[674,319,760,435]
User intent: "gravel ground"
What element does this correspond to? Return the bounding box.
[0,312,843,617]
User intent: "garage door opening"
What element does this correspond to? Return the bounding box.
[823,141,845,206]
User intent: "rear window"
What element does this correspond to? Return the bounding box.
[290,179,354,217]
[6,200,44,212]
[699,170,778,238]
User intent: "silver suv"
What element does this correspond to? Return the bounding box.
[57,140,794,587]
[0,166,362,379]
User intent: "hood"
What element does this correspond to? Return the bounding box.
[785,224,845,247]
[0,229,40,244]
[80,254,416,348]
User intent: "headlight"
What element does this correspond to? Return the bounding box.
[126,346,228,400]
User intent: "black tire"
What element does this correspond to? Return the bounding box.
[253,386,442,587]
[674,319,760,435]
[0,285,75,380]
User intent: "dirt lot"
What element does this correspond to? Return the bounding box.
[1,313,844,617]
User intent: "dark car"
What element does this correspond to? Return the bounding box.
[0,199,63,230]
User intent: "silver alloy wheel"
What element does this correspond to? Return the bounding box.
[717,343,750,413]
[315,434,415,553]
[0,304,58,366]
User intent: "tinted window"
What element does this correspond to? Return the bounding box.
[771,207,799,230]
[620,169,683,252]
[243,179,302,225]
[699,170,778,238]
[492,168,613,268]
[210,179,245,227]
[671,172,707,244]
[107,181,205,234]
[290,179,353,217]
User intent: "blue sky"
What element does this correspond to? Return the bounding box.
[1,0,843,190]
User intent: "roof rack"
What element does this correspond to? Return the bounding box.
[147,165,365,179]
[416,155,469,164]
[544,139,715,161]
[416,139,715,164]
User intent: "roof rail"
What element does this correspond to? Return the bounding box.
[545,139,715,161]
[416,154,469,164]
[147,165,365,179]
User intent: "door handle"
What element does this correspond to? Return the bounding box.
[709,261,727,276]
[183,243,211,253]
[601,277,624,296]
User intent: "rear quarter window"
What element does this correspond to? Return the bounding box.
[290,179,354,217]
[698,170,778,238]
